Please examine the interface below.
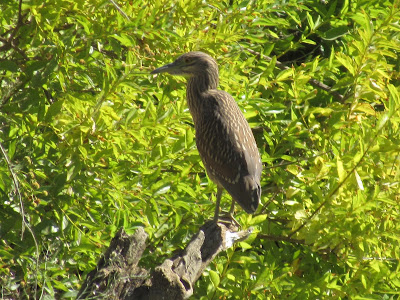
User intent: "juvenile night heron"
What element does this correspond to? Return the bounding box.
[151,51,262,221]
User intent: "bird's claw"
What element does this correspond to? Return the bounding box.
[214,211,240,228]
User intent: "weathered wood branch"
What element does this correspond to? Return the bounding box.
[77,221,253,300]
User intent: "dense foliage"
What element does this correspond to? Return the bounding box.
[1,0,399,298]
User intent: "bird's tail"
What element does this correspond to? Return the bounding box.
[234,175,261,214]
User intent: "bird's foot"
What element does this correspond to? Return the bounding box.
[214,211,240,228]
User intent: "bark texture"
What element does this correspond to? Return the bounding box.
[77,221,252,299]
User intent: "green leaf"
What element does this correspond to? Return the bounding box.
[111,34,135,47]
[377,113,389,131]
[209,270,220,288]
[248,214,268,225]
[336,53,355,75]
[321,26,349,40]
[388,84,399,117]
[306,12,314,30]
[8,140,16,159]
[361,274,367,288]
[309,107,333,116]
[337,156,346,182]
[0,60,18,72]
[45,100,64,122]
[276,68,293,81]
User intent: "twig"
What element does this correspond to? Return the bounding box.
[263,150,333,171]
[109,0,130,21]
[0,142,25,236]
[0,140,39,299]
[258,233,305,245]
[0,0,27,57]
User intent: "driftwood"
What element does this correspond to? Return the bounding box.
[77,221,253,300]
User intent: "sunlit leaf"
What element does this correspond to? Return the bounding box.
[209,270,220,288]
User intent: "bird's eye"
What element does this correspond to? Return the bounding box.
[184,58,192,63]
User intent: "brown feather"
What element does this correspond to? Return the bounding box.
[195,90,262,213]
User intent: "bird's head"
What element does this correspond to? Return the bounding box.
[151,51,219,78]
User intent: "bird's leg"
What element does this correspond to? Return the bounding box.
[213,186,223,222]
[229,200,235,218]
[213,187,240,227]
[226,200,240,227]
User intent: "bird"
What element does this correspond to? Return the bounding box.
[151,51,262,222]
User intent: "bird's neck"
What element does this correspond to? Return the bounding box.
[186,72,219,123]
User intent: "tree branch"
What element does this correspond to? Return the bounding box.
[77,221,253,300]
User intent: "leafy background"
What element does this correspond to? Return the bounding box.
[1,0,400,298]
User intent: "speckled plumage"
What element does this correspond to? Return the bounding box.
[151,51,262,217]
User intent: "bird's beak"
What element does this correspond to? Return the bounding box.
[150,62,177,74]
